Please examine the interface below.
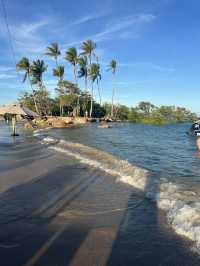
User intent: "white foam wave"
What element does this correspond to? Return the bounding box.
[33,127,52,137]
[41,136,200,252]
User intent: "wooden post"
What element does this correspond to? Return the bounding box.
[11,115,18,136]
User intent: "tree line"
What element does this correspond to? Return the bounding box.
[111,101,198,124]
[17,39,197,124]
[17,40,117,117]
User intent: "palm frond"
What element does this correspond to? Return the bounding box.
[45,43,61,58]
[65,47,78,65]
[80,40,96,58]
[53,65,65,79]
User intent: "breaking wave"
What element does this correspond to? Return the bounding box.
[39,134,200,252]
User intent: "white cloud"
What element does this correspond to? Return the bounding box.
[70,10,109,26]
[91,14,156,42]
[0,73,16,79]
[0,12,156,59]
[12,20,49,42]
[119,62,175,72]
[0,65,16,80]
[62,13,156,47]
[0,66,14,72]
[1,17,51,56]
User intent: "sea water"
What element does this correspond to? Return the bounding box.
[2,121,200,261]
[39,122,200,252]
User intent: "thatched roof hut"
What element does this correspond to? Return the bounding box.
[0,103,39,117]
[0,103,39,136]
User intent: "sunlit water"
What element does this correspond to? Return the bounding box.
[1,121,198,182]
[49,122,199,182]
[41,122,200,253]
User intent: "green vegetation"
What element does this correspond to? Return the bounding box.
[128,102,198,124]
[18,91,197,124]
[17,40,197,124]
[17,40,116,118]
[107,59,117,117]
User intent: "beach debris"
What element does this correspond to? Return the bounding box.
[98,124,112,128]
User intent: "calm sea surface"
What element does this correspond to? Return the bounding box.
[1,121,199,183]
[50,122,199,182]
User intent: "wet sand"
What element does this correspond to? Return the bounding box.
[1,137,200,265]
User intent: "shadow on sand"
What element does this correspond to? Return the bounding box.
[0,161,200,266]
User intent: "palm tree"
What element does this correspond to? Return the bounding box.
[96,56,102,105]
[65,47,78,85]
[62,80,80,115]
[45,43,61,66]
[31,60,48,88]
[31,60,48,115]
[107,59,117,118]
[16,57,39,113]
[89,63,99,117]
[78,56,88,91]
[53,65,64,81]
[81,39,96,65]
[53,65,65,116]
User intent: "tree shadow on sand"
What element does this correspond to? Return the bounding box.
[0,164,100,266]
[0,141,53,173]
[1,160,200,266]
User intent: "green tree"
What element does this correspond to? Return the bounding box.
[128,107,140,122]
[65,47,78,85]
[16,57,39,113]
[137,101,156,115]
[31,60,48,115]
[65,47,80,115]
[81,39,96,65]
[45,43,61,66]
[79,90,90,116]
[89,63,99,117]
[53,65,65,116]
[96,56,102,105]
[60,93,78,116]
[92,102,106,118]
[107,59,117,117]
[78,56,88,91]
[18,91,35,111]
[115,105,130,120]
[31,60,47,89]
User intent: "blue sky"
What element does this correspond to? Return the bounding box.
[1,0,200,112]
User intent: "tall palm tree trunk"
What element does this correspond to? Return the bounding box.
[55,57,58,67]
[28,75,39,114]
[90,82,94,117]
[74,64,80,117]
[111,73,115,118]
[59,80,63,117]
[97,79,102,105]
[89,53,93,117]
[74,64,78,85]
[39,81,48,116]
[85,76,88,92]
